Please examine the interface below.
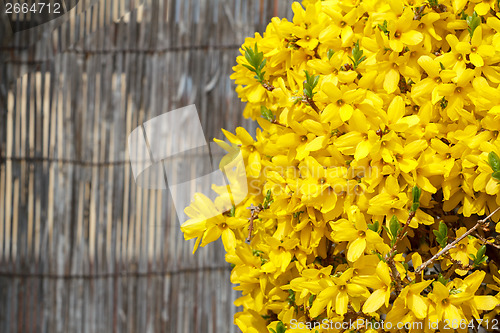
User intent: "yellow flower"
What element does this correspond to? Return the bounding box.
[358,261,393,314]
[330,207,386,262]
[446,227,478,275]
[386,280,433,323]
[475,0,497,15]
[387,7,424,53]
[309,269,367,317]
[456,27,495,68]
[428,281,466,323]
[182,0,500,330]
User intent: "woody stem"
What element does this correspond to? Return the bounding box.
[415,206,500,274]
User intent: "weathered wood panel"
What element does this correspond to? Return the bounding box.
[0,0,294,332]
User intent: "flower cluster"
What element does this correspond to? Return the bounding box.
[181,0,500,331]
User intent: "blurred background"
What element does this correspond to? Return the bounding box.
[0,0,294,332]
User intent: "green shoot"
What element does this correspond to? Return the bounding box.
[348,40,367,70]
[378,20,389,35]
[243,43,267,83]
[303,70,320,99]
[488,151,500,181]
[260,106,274,122]
[466,12,481,38]
[410,186,422,213]
[433,221,448,248]
[470,245,488,267]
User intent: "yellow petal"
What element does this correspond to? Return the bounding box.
[470,53,484,67]
[347,237,366,262]
[347,283,367,296]
[305,136,325,151]
[248,151,261,177]
[473,296,499,310]
[384,69,399,94]
[475,2,490,16]
[388,95,405,124]
[418,56,440,77]
[376,261,392,287]
[336,291,349,315]
[221,229,236,252]
[443,304,463,324]
[221,129,241,145]
[362,288,386,313]
[409,294,428,319]
[235,127,255,145]
[354,140,371,160]
[401,30,423,46]
[340,104,354,122]
[246,84,266,103]
[452,0,468,13]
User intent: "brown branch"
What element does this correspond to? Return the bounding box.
[474,232,500,249]
[385,211,415,261]
[415,207,500,274]
[262,82,275,92]
[384,211,416,294]
[443,254,473,280]
[304,96,321,113]
[413,5,426,20]
[246,204,262,242]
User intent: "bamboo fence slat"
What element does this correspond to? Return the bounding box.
[0,0,294,332]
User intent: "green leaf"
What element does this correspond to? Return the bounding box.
[389,215,400,239]
[472,245,488,266]
[368,220,379,232]
[276,321,286,333]
[242,64,255,72]
[477,244,487,259]
[230,205,235,217]
[488,151,500,172]
[287,289,296,305]
[437,274,449,286]
[303,70,319,99]
[433,221,448,248]
[378,20,388,35]
[244,47,254,64]
[439,221,448,236]
[410,186,421,212]
[439,62,445,70]
[428,0,439,7]
[492,170,500,181]
[262,189,273,208]
[349,40,366,70]
[327,49,335,60]
[466,11,481,38]
[440,97,448,109]
[412,186,422,203]
[261,106,274,122]
[309,294,315,308]
[243,43,267,83]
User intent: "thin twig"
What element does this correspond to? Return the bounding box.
[413,5,426,20]
[384,211,415,294]
[304,96,321,113]
[415,207,500,274]
[474,232,500,249]
[262,82,275,92]
[385,211,416,261]
[246,204,262,242]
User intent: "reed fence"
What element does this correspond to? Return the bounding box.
[0,0,294,332]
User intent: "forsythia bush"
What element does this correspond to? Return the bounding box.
[181,0,500,332]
